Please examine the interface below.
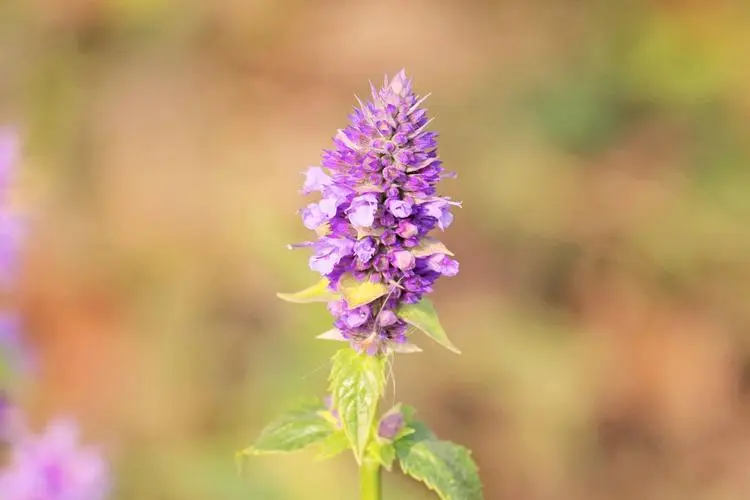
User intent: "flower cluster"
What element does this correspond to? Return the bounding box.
[0,129,110,500]
[296,71,459,354]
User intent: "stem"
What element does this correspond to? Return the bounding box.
[359,455,382,500]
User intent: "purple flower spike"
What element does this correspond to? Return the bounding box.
[291,71,459,354]
[0,418,110,500]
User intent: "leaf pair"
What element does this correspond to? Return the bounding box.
[277,275,461,354]
[239,384,484,500]
[275,275,388,309]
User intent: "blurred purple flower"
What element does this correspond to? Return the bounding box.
[0,128,22,287]
[0,418,110,500]
[290,71,459,353]
[0,394,27,445]
[377,411,404,440]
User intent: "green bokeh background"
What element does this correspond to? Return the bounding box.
[2,1,750,499]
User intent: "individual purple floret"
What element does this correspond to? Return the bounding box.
[293,70,459,354]
[0,418,110,500]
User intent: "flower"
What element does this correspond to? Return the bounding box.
[0,418,110,500]
[293,70,459,354]
[377,411,404,440]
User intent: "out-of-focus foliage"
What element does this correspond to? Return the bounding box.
[1,1,750,499]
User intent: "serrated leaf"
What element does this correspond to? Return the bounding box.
[398,405,417,426]
[328,348,386,464]
[411,237,454,258]
[398,299,461,354]
[338,274,389,308]
[396,429,483,500]
[239,400,334,457]
[315,431,350,460]
[277,279,339,303]
[369,440,396,470]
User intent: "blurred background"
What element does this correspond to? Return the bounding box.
[1,0,750,498]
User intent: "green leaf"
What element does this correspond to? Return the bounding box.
[276,279,339,303]
[401,419,435,441]
[328,348,386,464]
[239,399,335,457]
[315,430,350,460]
[369,440,396,471]
[398,299,461,354]
[411,237,454,258]
[396,426,483,500]
[338,274,389,308]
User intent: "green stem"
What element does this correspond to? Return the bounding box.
[360,455,382,500]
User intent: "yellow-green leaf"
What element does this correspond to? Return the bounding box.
[396,429,484,500]
[277,279,339,303]
[398,299,461,354]
[329,348,386,464]
[387,342,423,354]
[238,399,334,457]
[411,237,454,258]
[339,274,388,308]
[316,329,347,341]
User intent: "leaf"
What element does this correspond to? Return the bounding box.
[356,227,385,239]
[277,279,339,303]
[315,431,350,460]
[317,328,347,341]
[338,274,389,308]
[369,440,396,471]
[396,427,484,500]
[239,399,335,457]
[387,341,422,354]
[411,237,455,258]
[328,348,386,464]
[398,299,461,354]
